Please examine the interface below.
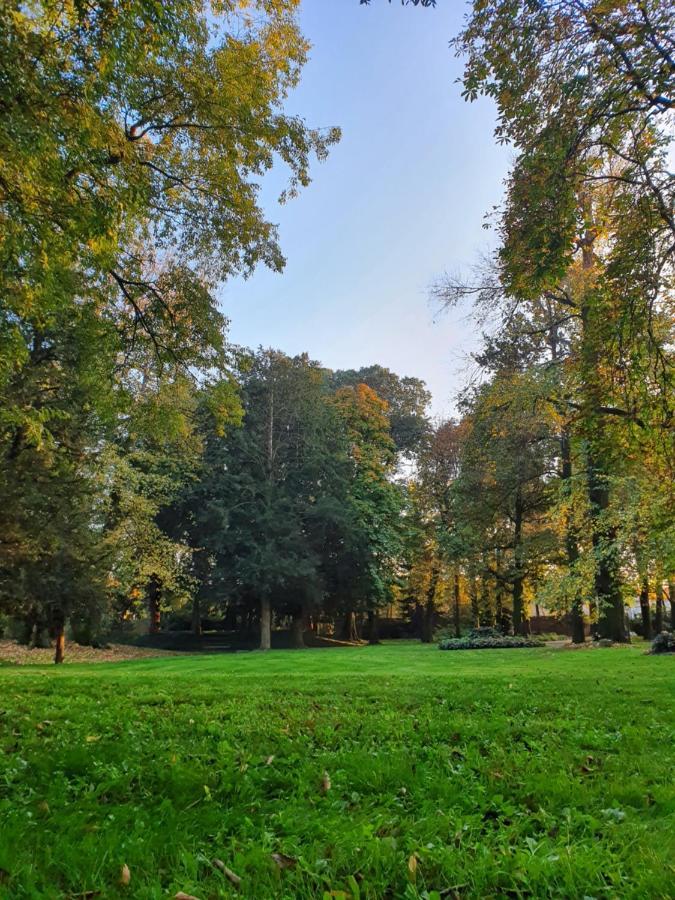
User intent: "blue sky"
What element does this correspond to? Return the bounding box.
[220,1,511,418]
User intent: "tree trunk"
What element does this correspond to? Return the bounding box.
[668,581,675,629]
[192,595,202,637]
[479,567,494,627]
[587,455,625,641]
[468,569,479,628]
[512,575,525,635]
[367,609,381,645]
[259,596,271,650]
[512,488,525,635]
[421,602,434,643]
[147,575,161,634]
[260,363,275,653]
[223,601,237,631]
[53,613,65,665]
[421,564,440,643]
[453,567,461,638]
[558,373,583,643]
[291,607,305,648]
[578,220,627,643]
[562,434,585,641]
[495,584,505,634]
[654,579,664,634]
[494,548,507,635]
[639,575,652,639]
[340,610,359,642]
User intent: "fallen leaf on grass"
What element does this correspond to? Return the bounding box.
[120,864,130,886]
[321,770,331,793]
[407,854,418,879]
[212,859,241,886]
[271,852,297,869]
[265,755,275,765]
[175,893,200,900]
[85,735,100,743]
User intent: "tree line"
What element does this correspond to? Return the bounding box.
[435,0,674,643]
[1,1,673,660]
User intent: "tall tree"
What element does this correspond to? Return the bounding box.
[441,0,675,640]
[331,384,403,641]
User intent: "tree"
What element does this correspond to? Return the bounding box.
[402,420,464,642]
[1,0,339,461]
[330,366,430,455]
[441,1,675,640]
[1,1,339,657]
[331,384,403,642]
[198,351,349,650]
[452,371,558,635]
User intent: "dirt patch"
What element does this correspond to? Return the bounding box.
[0,639,183,665]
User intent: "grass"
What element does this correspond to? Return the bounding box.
[0,643,673,899]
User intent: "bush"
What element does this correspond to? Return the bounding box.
[650,632,675,655]
[439,626,544,651]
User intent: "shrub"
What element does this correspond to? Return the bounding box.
[439,626,544,650]
[650,632,675,655]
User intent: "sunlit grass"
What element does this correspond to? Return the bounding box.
[0,643,673,898]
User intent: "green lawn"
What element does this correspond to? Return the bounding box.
[0,643,673,899]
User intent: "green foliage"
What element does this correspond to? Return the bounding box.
[177,354,407,643]
[0,644,672,897]
[439,627,544,650]
[442,0,675,642]
[330,365,430,454]
[0,0,338,648]
[650,632,675,655]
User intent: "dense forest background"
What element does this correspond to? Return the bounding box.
[0,0,673,660]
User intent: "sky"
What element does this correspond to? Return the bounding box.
[220,1,511,418]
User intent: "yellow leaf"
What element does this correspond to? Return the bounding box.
[408,854,418,880]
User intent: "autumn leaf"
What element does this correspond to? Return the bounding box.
[120,864,130,886]
[321,770,331,793]
[175,893,200,900]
